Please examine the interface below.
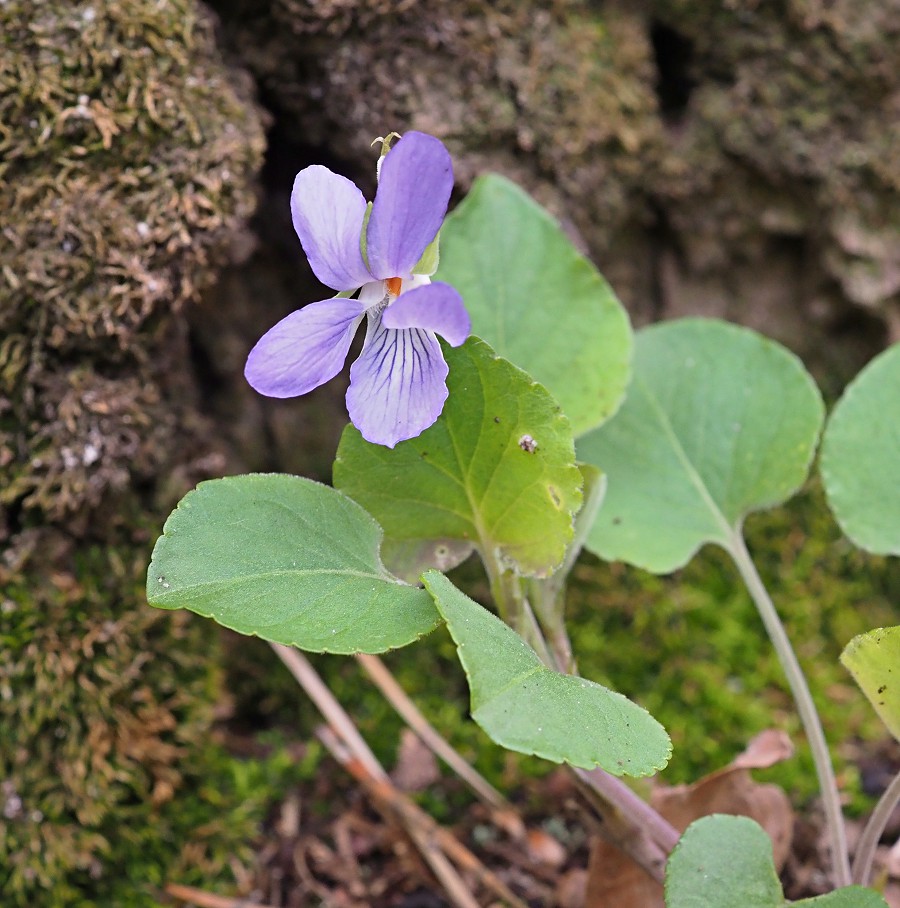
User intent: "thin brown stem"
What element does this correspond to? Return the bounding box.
[355,652,509,811]
[270,642,387,781]
[572,771,671,883]
[164,883,275,908]
[274,643,523,908]
[318,726,529,908]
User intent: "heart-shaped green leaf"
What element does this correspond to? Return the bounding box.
[436,174,633,436]
[820,343,900,555]
[147,474,440,654]
[578,319,825,573]
[666,815,887,908]
[422,570,671,776]
[840,626,900,743]
[334,338,583,580]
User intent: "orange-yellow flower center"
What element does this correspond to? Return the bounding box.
[385,276,403,297]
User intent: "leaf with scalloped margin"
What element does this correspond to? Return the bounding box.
[437,173,633,437]
[820,343,900,555]
[334,337,582,581]
[422,570,671,776]
[841,626,900,743]
[578,319,824,573]
[147,474,440,654]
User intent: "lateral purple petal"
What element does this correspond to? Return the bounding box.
[291,166,372,291]
[245,297,366,398]
[366,132,453,280]
[381,282,470,347]
[346,313,449,448]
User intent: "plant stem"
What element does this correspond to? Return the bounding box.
[575,767,680,854]
[354,652,510,811]
[728,532,852,888]
[480,550,680,869]
[852,766,900,885]
[269,643,387,782]
[481,545,556,666]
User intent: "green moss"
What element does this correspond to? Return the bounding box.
[0,5,267,898]
[0,0,265,521]
[0,530,326,906]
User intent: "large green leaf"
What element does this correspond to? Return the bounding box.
[820,343,900,555]
[840,626,900,743]
[147,474,440,654]
[422,571,671,776]
[666,815,887,908]
[436,174,633,436]
[578,319,825,573]
[334,338,582,580]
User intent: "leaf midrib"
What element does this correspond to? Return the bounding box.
[636,373,734,544]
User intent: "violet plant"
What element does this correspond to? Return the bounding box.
[147,132,900,907]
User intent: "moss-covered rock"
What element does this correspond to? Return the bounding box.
[0,0,264,521]
[649,0,900,356]
[210,0,663,287]
[210,0,899,371]
[0,0,266,901]
[0,533,263,906]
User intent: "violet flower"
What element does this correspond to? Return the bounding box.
[245,131,470,448]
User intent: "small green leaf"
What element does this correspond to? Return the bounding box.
[436,174,633,436]
[665,815,887,908]
[820,343,900,555]
[665,815,783,908]
[147,474,440,654]
[412,230,440,275]
[578,319,824,573]
[795,890,890,907]
[840,626,900,743]
[422,571,671,776]
[360,200,373,269]
[334,337,583,580]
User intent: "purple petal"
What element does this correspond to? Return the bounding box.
[291,166,372,291]
[381,282,470,347]
[245,297,366,398]
[366,132,453,280]
[346,313,449,448]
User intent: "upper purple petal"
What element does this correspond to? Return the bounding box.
[381,282,470,347]
[291,166,373,291]
[245,296,366,398]
[365,132,453,280]
[346,312,449,448]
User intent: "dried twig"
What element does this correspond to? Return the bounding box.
[318,726,530,908]
[164,883,276,908]
[355,652,509,810]
[270,642,387,782]
[272,644,495,908]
